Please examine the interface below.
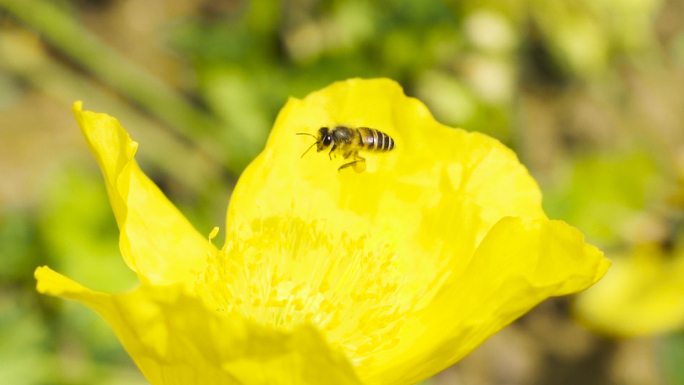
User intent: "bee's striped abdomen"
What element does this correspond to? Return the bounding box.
[359,127,395,152]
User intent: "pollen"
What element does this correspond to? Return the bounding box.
[195,214,447,364]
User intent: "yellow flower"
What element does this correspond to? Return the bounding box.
[36,78,610,384]
[575,243,684,336]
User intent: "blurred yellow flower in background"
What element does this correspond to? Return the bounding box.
[35,78,609,385]
[553,147,684,338]
[576,243,684,337]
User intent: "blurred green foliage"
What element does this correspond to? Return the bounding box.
[2,0,684,383]
[544,147,669,246]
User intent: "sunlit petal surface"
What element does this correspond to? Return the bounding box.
[37,79,609,385]
[35,266,362,385]
[72,102,214,289]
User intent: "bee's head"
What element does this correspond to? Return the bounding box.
[317,127,333,151]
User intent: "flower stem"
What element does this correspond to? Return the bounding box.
[0,0,257,173]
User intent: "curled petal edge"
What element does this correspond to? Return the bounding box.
[35,266,363,385]
[361,217,610,385]
[73,101,214,289]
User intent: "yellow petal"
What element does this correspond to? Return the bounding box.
[227,78,546,293]
[72,101,214,288]
[575,244,684,336]
[35,266,362,385]
[218,79,608,383]
[229,79,544,247]
[362,217,610,385]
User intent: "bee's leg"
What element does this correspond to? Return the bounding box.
[329,144,337,160]
[338,154,366,172]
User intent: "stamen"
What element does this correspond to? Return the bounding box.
[208,226,219,242]
[196,215,449,363]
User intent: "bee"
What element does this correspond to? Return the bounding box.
[297,125,396,171]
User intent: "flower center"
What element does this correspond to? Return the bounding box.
[196,215,448,365]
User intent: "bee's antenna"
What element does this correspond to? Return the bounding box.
[296,132,319,158]
[300,142,317,158]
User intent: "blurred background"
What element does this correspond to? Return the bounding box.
[2,0,684,384]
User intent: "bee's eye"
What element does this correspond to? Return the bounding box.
[323,135,332,146]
